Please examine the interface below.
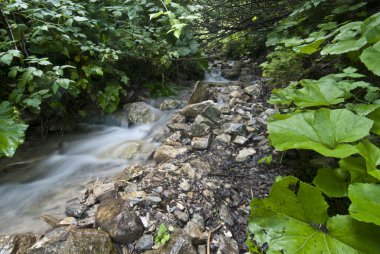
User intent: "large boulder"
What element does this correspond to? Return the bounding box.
[63,229,116,254]
[95,198,144,244]
[0,234,37,254]
[27,227,69,254]
[124,102,160,124]
[153,145,188,163]
[179,101,214,119]
[159,99,181,110]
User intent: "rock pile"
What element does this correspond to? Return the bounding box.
[1,79,297,254]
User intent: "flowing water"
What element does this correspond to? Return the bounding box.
[0,108,169,235]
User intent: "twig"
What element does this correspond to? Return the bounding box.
[207,224,223,254]
[1,9,18,50]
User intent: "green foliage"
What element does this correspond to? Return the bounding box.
[0,0,201,157]
[258,155,273,165]
[155,223,170,246]
[260,50,304,87]
[268,109,373,158]
[0,101,28,157]
[248,3,380,253]
[247,176,380,254]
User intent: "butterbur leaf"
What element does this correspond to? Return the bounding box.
[247,176,380,253]
[0,101,28,157]
[349,183,380,226]
[357,140,380,180]
[293,78,346,107]
[339,157,378,184]
[268,109,373,158]
[313,168,349,197]
[360,41,380,76]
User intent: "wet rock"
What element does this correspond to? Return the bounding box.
[167,123,191,132]
[77,189,88,203]
[135,235,154,251]
[63,229,115,254]
[244,84,261,97]
[189,122,211,137]
[0,234,37,254]
[65,203,87,218]
[153,145,188,163]
[229,91,242,98]
[124,102,159,124]
[95,198,144,244]
[194,114,217,128]
[179,100,214,119]
[200,104,221,124]
[191,214,205,230]
[233,135,248,145]
[27,227,69,254]
[179,181,191,192]
[41,215,61,229]
[160,99,181,110]
[60,217,77,226]
[188,81,208,105]
[215,134,231,144]
[168,114,186,124]
[163,231,197,254]
[235,148,256,162]
[222,68,240,80]
[216,234,239,254]
[184,221,204,244]
[191,135,212,150]
[221,123,245,135]
[219,204,234,226]
[174,210,189,223]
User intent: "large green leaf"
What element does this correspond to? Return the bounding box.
[293,78,346,107]
[268,109,373,158]
[357,140,380,180]
[361,12,380,43]
[348,183,380,226]
[247,176,380,254]
[339,157,378,184]
[313,168,349,197]
[0,101,28,157]
[360,41,380,76]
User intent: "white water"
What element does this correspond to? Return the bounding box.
[0,110,168,234]
[204,61,229,82]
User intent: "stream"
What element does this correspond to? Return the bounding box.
[0,108,169,235]
[0,61,229,236]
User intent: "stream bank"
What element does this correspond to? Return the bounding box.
[0,60,304,254]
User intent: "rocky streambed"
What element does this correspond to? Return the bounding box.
[0,61,302,254]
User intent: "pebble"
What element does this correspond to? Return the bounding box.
[135,235,154,251]
[179,181,191,192]
[174,210,189,222]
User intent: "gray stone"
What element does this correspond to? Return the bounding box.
[219,204,234,227]
[60,217,77,226]
[65,203,87,218]
[189,122,211,137]
[153,145,188,163]
[135,235,154,251]
[124,102,160,124]
[167,123,191,132]
[198,245,207,254]
[233,135,248,145]
[235,148,256,162]
[194,115,216,128]
[95,198,144,244]
[215,134,231,144]
[77,189,88,203]
[187,81,208,105]
[0,234,37,254]
[174,210,189,223]
[191,214,205,230]
[27,227,68,254]
[163,231,197,254]
[179,181,191,192]
[63,229,115,254]
[159,99,181,110]
[180,163,196,179]
[216,234,239,254]
[191,135,211,150]
[221,123,245,135]
[200,104,221,123]
[184,221,204,244]
[244,84,261,96]
[179,100,214,119]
